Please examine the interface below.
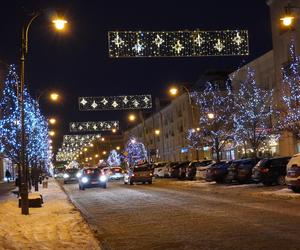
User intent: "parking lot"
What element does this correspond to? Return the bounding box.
[62,178,300,250]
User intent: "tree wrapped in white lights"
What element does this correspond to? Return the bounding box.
[231,67,274,157]
[193,82,233,162]
[124,137,148,166]
[280,41,300,137]
[107,149,121,167]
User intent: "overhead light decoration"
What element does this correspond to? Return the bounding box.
[79,95,152,111]
[69,121,119,132]
[108,30,249,58]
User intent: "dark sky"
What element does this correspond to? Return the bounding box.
[0,0,272,152]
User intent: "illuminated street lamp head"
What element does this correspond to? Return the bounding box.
[84,148,88,152]
[95,154,99,158]
[155,129,160,135]
[102,151,107,155]
[169,87,178,96]
[116,146,121,151]
[101,137,105,142]
[207,113,215,119]
[50,93,59,101]
[89,143,94,147]
[280,15,295,26]
[49,118,56,125]
[52,19,68,30]
[112,128,117,133]
[196,127,200,132]
[49,130,55,137]
[128,114,136,122]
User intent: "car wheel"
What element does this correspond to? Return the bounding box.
[142,182,145,184]
[102,183,107,189]
[291,186,300,193]
[79,185,82,190]
[129,180,133,185]
[262,180,272,186]
[277,175,286,186]
[148,180,152,184]
[124,181,127,185]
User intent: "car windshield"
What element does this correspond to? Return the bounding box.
[84,168,100,175]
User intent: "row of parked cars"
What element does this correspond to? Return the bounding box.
[152,154,300,193]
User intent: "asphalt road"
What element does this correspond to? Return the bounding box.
[62,179,300,250]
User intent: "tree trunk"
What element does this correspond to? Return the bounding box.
[215,137,221,163]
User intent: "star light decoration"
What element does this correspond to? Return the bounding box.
[108,30,249,57]
[79,95,152,111]
[70,121,119,132]
[56,134,102,162]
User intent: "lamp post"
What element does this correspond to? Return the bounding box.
[280,3,300,28]
[19,11,67,215]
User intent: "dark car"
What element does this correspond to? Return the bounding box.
[251,156,291,186]
[176,161,191,180]
[124,164,153,185]
[167,162,180,178]
[286,154,300,193]
[186,160,213,180]
[205,161,232,183]
[78,167,108,190]
[63,168,79,184]
[225,158,259,184]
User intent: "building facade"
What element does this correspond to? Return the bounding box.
[124,92,200,162]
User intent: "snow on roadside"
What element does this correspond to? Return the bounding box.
[0,179,100,250]
[253,187,300,199]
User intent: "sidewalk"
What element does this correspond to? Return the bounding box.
[0,179,100,250]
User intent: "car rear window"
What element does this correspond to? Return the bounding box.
[66,169,78,173]
[84,169,100,174]
[134,166,150,172]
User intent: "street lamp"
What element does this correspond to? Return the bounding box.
[154,129,160,136]
[49,118,56,125]
[52,19,68,30]
[128,114,136,122]
[50,92,60,102]
[116,146,121,150]
[49,130,55,137]
[101,137,105,142]
[112,128,117,133]
[280,3,300,27]
[102,151,107,155]
[169,87,179,96]
[19,11,67,215]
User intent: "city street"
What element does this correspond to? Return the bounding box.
[0,182,15,200]
[63,179,300,250]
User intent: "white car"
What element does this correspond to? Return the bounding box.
[153,165,169,178]
[195,160,215,180]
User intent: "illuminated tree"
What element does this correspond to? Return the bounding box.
[107,149,121,167]
[124,137,148,166]
[280,41,300,137]
[193,82,233,162]
[231,67,274,157]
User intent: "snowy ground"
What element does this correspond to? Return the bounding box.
[0,179,100,250]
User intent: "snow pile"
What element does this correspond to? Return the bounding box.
[256,187,300,199]
[0,179,100,250]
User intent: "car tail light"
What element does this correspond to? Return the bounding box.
[132,173,135,177]
[260,168,269,173]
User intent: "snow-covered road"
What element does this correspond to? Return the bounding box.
[63,179,300,250]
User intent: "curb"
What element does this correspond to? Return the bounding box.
[57,180,111,250]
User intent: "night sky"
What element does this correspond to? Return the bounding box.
[0,0,272,152]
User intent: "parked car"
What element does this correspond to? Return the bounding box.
[78,167,108,190]
[177,161,191,180]
[225,158,259,183]
[153,162,169,178]
[251,156,291,186]
[286,154,300,193]
[186,160,213,180]
[124,164,153,185]
[166,162,179,177]
[63,168,79,184]
[205,161,232,183]
[169,162,187,178]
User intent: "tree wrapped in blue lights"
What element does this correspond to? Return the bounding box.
[280,41,300,137]
[192,82,233,162]
[107,149,121,167]
[0,65,51,171]
[231,67,274,157]
[124,137,148,166]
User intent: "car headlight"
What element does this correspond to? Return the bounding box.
[99,175,107,182]
[81,177,88,183]
[63,173,70,179]
[76,172,82,178]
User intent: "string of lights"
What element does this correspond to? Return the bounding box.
[69,121,119,132]
[108,30,249,58]
[79,95,152,111]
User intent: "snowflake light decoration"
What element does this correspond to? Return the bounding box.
[69,121,119,132]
